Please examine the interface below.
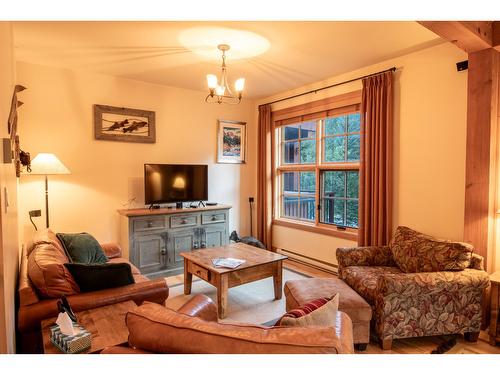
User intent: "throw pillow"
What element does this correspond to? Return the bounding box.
[57,232,108,264]
[28,236,80,298]
[64,263,134,292]
[277,294,339,327]
[389,226,473,273]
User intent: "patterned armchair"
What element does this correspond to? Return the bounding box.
[336,226,490,350]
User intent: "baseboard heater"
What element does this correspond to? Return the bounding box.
[276,247,339,276]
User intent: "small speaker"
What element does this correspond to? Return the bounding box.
[2,138,12,163]
[456,60,468,71]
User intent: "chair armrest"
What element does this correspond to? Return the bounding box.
[101,243,122,259]
[101,346,152,354]
[377,268,490,297]
[374,269,490,340]
[18,278,169,333]
[177,294,218,322]
[331,311,354,354]
[336,246,395,269]
[469,253,484,270]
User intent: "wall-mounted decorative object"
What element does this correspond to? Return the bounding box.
[8,85,26,139]
[217,119,246,164]
[93,104,156,143]
[7,85,27,177]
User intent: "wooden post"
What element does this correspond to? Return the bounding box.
[273,260,283,300]
[217,273,229,319]
[463,48,499,270]
[183,258,192,295]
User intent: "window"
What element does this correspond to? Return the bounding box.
[274,104,361,236]
[282,171,316,221]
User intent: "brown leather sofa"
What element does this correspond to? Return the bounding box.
[17,229,169,353]
[101,294,354,354]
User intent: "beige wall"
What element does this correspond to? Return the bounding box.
[0,21,19,354]
[17,62,256,249]
[256,42,468,267]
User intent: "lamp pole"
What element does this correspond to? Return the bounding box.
[44,174,49,228]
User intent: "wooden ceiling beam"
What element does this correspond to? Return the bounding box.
[418,21,493,53]
[493,21,500,51]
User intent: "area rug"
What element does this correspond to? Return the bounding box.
[165,268,309,325]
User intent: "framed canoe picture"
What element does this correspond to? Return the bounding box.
[217,119,247,164]
[93,104,156,143]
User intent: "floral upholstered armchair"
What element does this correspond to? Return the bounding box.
[336,226,490,350]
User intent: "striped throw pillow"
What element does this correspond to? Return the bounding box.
[276,293,339,327]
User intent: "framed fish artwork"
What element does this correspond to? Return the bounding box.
[93,104,156,143]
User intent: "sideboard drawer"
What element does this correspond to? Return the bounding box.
[133,217,166,232]
[201,212,226,224]
[170,215,198,228]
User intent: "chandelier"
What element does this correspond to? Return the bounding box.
[206,44,245,104]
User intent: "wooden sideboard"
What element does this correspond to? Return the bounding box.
[118,205,231,278]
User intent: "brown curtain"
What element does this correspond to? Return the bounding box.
[359,71,393,246]
[257,104,273,250]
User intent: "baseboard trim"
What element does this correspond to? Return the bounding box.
[276,247,338,275]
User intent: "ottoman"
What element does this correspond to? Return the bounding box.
[284,278,372,351]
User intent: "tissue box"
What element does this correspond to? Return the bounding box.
[50,323,91,354]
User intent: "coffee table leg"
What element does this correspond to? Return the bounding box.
[273,260,283,300]
[217,273,229,319]
[184,259,192,295]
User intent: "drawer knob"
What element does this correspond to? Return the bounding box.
[211,216,216,221]
[147,221,153,227]
[181,219,188,224]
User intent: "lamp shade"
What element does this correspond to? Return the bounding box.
[30,153,70,175]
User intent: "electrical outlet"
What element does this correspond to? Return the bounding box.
[249,197,254,203]
[29,209,42,217]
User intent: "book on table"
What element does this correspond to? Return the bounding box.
[211,258,246,269]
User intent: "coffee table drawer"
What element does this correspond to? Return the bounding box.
[188,262,209,281]
[170,215,198,228]
[201,212,226,224]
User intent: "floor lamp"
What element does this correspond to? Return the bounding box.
[30,153,70,228]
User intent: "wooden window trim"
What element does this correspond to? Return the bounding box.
[272,90,362,123]
[273,218,358,241]
[272,91,362,241]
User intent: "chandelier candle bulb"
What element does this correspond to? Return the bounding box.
[235,78,245,93]
[216,85,226,96]
[206,74,218,89]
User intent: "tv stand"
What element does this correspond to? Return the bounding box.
[117,204,231,278]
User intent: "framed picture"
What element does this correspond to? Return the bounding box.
[93,104,156,143]
[217,119,247,164]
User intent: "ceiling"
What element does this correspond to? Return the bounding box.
[13,21,441,99]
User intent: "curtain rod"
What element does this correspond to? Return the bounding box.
[259,66,397,107]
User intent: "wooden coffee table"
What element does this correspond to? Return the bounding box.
[180,243,287,319]
[41,300,137,354]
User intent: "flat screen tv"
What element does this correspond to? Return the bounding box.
[144,164,208,205]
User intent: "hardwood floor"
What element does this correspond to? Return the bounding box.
[284,259,500,354]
